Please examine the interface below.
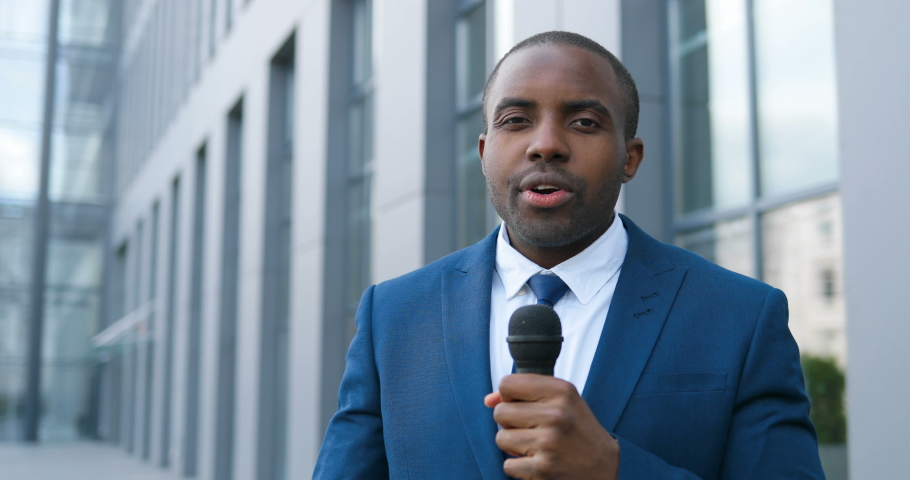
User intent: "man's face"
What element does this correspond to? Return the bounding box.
[480,44,643,250]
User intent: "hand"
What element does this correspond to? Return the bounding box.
[484,374,620,480]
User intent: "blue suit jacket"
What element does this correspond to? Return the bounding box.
[314,215,825,479]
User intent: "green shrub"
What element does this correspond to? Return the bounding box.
[801,354,847,444]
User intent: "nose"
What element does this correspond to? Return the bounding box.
[526,118,568,163]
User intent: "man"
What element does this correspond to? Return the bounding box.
[314,31,825,479]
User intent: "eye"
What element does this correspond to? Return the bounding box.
[496,115,530,129]
[571,118,600,128]
[503,116,528,124]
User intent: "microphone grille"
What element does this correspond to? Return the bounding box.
[508,304,562,368]
[508,304,562,336]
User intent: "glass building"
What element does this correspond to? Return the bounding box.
[2,0,908,479]
[0,0,116,441]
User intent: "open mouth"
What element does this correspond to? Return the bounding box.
[530,184,562,195]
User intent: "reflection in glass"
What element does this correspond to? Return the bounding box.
[0,0,49,42]
[58,0,111,47]
[0,57,45,127]
[0,128,40,199]
[762,193,847,477]
[675,216,753,278]
[456,2,486,108]
[457,112,486,249]
[0,206,33,440]
[762,194,845,363]
[754,0,838,197]
[41,237,102,440]
[673,0,752,216]
[345,0,374,342]
[455,1,487,249]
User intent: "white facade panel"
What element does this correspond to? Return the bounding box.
[835,0,910,477]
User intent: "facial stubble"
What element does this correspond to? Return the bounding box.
[487,164,622,250]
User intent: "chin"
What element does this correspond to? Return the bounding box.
[509,218,593,249]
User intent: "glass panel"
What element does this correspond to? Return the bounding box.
[457,111,488,249]
[761,193,847,478]
[352,0,373,85]
[0,0,49,44]
[347,95,373,173]
[0,206,33,438]
[50,131,104,203]
[673,0,752,216]
[0,128,40,200]
[345,177,371,328]
[456,2,486,108]
[41,234,101,440]
[58,0,111,48]
[754,0,838,197]
[0,57,45,128]
[283,66,295,146]
[762,194,845,362]
[675,216,754,278]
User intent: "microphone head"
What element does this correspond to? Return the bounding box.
[507,304,563,375]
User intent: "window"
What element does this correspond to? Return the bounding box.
[214,99,243,480]
[183,146,207,477]
[344,0,374,343]
[668,0,846,476]
[160,176,180,468]
[258,34,294,480]
[455,0,489,249]
[142,201,160,460]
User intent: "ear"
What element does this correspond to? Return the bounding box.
[478,133,487,175]
[621,137,644,183]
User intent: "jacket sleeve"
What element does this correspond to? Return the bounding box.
[313,285,390,480]
[616,288,826,479]
[718,288,825,479]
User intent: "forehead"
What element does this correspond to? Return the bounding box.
[490,44,621,110]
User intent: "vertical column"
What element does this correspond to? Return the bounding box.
[616,0,671,241]
[371,0,429,282]
[257,34,296,480]
[23,0,60,443]
[289,1,333,475]
[183,146,208,477]
[835,1,910,478]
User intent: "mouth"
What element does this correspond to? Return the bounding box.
[529,184,563,195]
[518,173,574,208]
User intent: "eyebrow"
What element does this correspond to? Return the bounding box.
[492,97,612,120]
[493,97,535,117]
[564,99,612,119]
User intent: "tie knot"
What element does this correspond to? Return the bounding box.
[527,274,569,307]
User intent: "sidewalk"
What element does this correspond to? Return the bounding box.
[0,442,179,480]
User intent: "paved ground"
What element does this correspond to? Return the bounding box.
[0,442,179,480]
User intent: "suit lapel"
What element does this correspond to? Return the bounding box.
[441,228,508,480]
[582,215,688,432]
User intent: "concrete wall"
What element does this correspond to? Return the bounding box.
[835,1,910,477]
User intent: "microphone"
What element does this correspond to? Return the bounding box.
[507,304,563,375]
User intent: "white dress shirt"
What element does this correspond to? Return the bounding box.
[490,213,628,395]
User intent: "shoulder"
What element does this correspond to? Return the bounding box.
[372,226,499,300]
[621,214,778,308]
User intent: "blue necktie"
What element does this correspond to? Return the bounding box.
[528,274,569,307]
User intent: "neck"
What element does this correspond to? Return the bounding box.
[508,212,616,270]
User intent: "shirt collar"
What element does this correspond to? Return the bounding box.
[494,213,628,305]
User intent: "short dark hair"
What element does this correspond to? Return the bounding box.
[481,31,640,140]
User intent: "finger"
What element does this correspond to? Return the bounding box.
[493,400,558,429]
[484,391,502,408]
[494,426,539,457]
[499,374,578,403]
[502,455,541,480]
